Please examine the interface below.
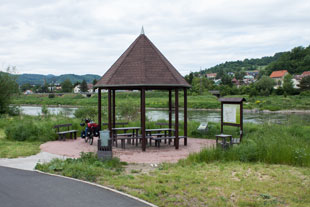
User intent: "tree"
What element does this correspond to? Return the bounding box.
[61,79,73,93]
[185,72,194,85]
[80,79,88,92]
[20,83,32,92]
[92,79,97,85]
[235,71,245,81]
[221,74,232,86]
[0,67,19,114]
[255,75,275,96]
[300,76,310,91]
[283,74,294,95]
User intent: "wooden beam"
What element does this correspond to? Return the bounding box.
[184,88,187,146]
[175,88,179,149]
[168,89,172,136]
[112,89,116,128]
[141,88,146,151]
[98,88,102,131]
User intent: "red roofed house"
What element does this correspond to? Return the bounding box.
[302,71,310,77]
[269,70,289,88]
[206,73,217,80]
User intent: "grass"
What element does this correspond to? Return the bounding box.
[0,129,41,158]
[12,91,310,111]
[36,153,310,207]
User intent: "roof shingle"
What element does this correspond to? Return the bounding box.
[95,34,190,89]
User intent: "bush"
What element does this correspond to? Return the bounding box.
[35,152,125,182]
[74,107,98,119]
[300,91,310,96]
[48,93,55,98]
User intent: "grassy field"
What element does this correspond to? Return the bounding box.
[36,118,310,206]
[0,129,41,158]
[36,154,310,207]
[12,92,310,111]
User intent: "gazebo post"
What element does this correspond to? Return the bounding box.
[141,88,146,151]
[98,88,102,130]
[184,88,187,146]
[112,89,116,128]
[108,89,112,138]
[175,88,179,149]
[168,89,172,135]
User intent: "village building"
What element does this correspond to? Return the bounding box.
[206,73,217,80]
[269,70,288,88]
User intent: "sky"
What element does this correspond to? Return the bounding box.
[1,0,310,76]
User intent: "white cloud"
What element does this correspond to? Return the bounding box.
[0,0,310,75]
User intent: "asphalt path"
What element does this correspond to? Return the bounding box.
[0,166,150,207]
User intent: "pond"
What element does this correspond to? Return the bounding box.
[19,106,310,124]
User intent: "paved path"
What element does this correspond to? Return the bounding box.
[0,152,67,171]
[0,166,150,207]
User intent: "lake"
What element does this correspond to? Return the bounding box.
[19,106,310,124]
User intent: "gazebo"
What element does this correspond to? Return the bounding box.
[94,30,191,151]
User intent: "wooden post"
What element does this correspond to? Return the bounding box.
[98,88,102,131]
[175,88,179,149]
[108,89,112,138]
[141,88,146,151]
[112,89,116,128]
[184,88,187,146]
[240,102,243,142]
[168,89,172,136]
[220,102,223,134]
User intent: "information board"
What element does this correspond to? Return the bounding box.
[223,104,240,124]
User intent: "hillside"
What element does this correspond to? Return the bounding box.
[16,73,101,85]
[200,52,284,75]
[199,45,310,76]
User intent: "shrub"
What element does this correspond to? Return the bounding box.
[74,107,97,119]
[48,93,55,98]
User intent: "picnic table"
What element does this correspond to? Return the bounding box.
[112,127,140,148]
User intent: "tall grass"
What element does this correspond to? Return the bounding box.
[184,119,310,167]
[3,115,82,142]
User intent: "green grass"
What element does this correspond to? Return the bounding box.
[12,92,310,111]
[186,119,310,167]
[36,153,310,207]
[0,129,41,158]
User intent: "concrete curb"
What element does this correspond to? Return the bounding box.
[34,169,157,207]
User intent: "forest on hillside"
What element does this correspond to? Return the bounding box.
[197,45,310,76]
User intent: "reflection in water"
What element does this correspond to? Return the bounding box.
[20,106,310,124]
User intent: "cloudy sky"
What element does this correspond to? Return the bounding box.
[1,0,310,76]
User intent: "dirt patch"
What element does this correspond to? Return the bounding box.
[40,137,215,164]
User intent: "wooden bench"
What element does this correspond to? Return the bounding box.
[54,124,78,141]
[150,136,186,148]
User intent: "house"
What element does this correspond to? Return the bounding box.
[269,70,288,88]
[232,78,240,87]
[24,90,34,95]
[243,75,255,85]
[73,85,81,93]
[74,83,96,93]
[246,70,259,78]
[301,71,310,77]
[206,73,217,80]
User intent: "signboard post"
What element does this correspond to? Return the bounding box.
[219,97,246,144]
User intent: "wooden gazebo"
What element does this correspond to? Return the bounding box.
[94,31,191,151]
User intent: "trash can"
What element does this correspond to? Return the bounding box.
[97,130,112,160]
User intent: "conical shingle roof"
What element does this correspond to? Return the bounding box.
[95,34,191,89]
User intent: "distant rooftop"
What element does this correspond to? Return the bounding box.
[270,70,288,78]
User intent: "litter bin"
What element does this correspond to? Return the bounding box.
[97,130,112,160]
